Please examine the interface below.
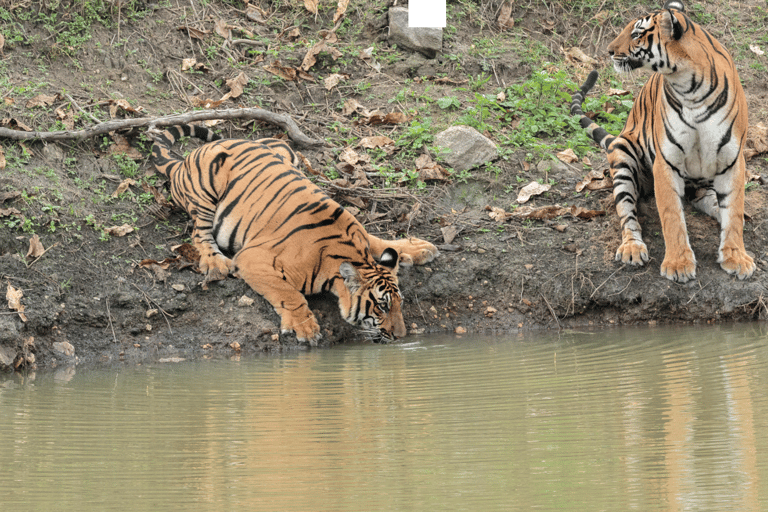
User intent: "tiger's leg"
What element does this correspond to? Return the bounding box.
[189,208,233,289]
[690,186,721,222]
[367,235,439,266]
[233,246,321,344]
[714,156,755,279]
[609,141,649,266]
[653,159,696,283]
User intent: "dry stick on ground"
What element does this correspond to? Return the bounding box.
[0,108,325,149]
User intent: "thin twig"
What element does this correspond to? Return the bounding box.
[131,283,175,335]
[539,292,562,330]
[106,298,118,343]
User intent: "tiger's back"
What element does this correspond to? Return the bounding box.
[149,124,438,344]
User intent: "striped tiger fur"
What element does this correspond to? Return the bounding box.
[570,0,754,283]
[149,124,438,343]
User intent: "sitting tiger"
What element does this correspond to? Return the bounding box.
[149,124,438,343]
[570,0,754,283]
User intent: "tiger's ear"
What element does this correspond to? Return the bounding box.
[661,8,684,40]
[378,248,399,271]
[339,262,362,293]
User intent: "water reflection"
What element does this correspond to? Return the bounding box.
[0,324,767,511]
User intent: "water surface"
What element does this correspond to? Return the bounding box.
[1,324,767,511]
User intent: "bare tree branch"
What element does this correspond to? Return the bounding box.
[0,108,325,148]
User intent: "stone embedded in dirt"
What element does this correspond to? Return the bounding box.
[237,295,255,307]
[388,7,442,58]
[433,126,499,172]
[52,341,75,357]
[455,326,467,334]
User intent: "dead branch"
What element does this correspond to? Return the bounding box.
[0,108,325,149]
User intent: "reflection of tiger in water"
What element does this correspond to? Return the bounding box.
[150,124,438,343]
[570,0,754,283]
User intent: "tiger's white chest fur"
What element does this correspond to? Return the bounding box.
[660,92,740,182]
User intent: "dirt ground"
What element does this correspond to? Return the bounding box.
[2,0,768,371]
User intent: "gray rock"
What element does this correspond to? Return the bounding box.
[0,344,16,370]
[434,125,500,172]
[53,341,75,357]
[388,7,442,58]
[0,315,19,343]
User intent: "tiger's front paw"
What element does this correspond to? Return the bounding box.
[719,248,756,280]
[199,253,234,289]
[281,310,322,346]
[615,240,649,266]
[660,252,696,283]
[398,238,439,266]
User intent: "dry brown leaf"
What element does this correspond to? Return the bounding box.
[246,5,267,23]
[575,170,606,192]
[323,73,348,90]
[303,0,318,15]
[570,206,605,219]
[607,88,631,97]
[54,106,75,130]
[181,58,197,71]
[301,41,342,71]
[172,243,201,262]
[189,96,225,109]
[0,33,4,56]
[263,60,298,81]
[513,204,568,220]
[359,135,395,149]
[108,99,142,118]
[3,97,13,106]
[0,147,5,170]
[0,207,21,217]
[1,118,33,131]
[441,225,459,244]
[556,148,578,164]
[104,224,134,237]
[745,122,768,161]
[224,72,248,99]
[25,234,44,261]
[517,181,551,203]
[112,178,136,198]
[107,133,144,160]
[296,151,322,176]
[565,47,597,65]
[359,111,409,126]
[342,98,369,116]
[26,94,59,108]
[214,19,231,39]
[177,25,209,40]
[486,205,512,222]
[0,191,19,204]
[334,0,350,23]
[750,44,764,56]
[497,0,514,29]
[285,27,301,40]
[6,283,27,322]
[339,147,361,165]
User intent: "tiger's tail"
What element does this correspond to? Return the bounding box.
[149,124,222,178]
[570,71,615,151]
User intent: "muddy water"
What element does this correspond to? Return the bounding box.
[1,325,768,511]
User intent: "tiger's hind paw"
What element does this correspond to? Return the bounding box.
[615,240,649,266]
[397,238,439,266]
[198,253,234,289]
[719,249,756,280]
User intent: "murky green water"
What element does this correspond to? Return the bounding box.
[1,324,768,511]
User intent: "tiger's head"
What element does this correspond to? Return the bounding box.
[338,248,407,343]
[607,1,688,75]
